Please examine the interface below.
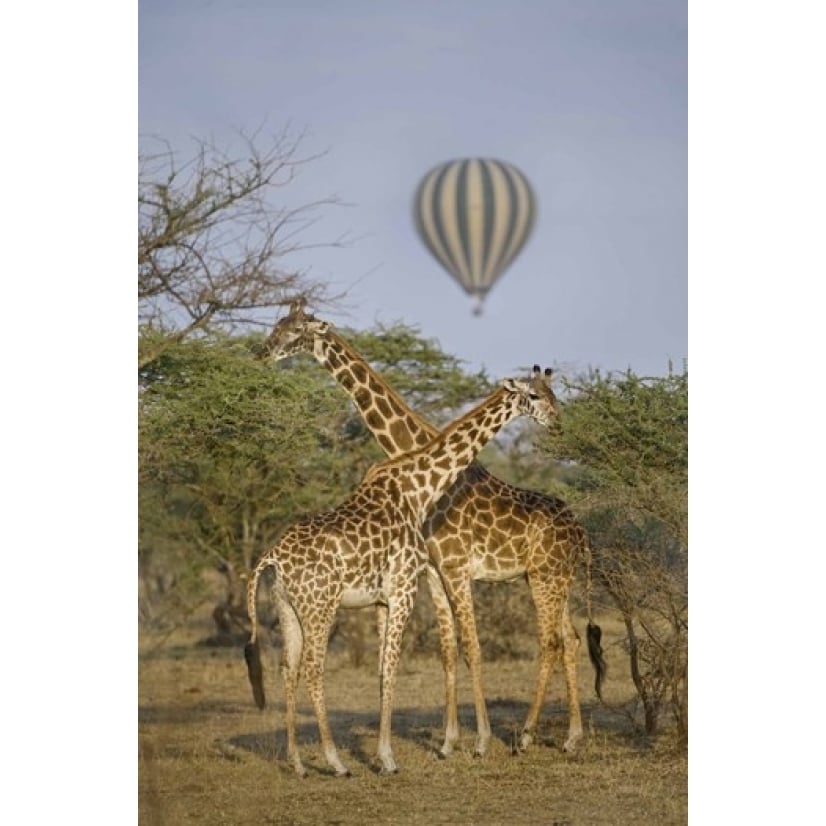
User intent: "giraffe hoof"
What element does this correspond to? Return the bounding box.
[437,743,455,760]
[517,731,533,753]
[335,768,352,778]
[376,750,399,774]
[562,736,583,753]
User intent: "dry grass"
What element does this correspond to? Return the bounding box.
[139,610,686,825]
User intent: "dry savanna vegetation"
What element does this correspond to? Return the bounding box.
[139,595,686,826]
[139,134,687,825]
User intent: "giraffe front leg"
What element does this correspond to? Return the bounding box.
[427,565,460,757]
[375,603,388,681]
[375,587,417,775]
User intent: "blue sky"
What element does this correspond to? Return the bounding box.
[139,0,687,380]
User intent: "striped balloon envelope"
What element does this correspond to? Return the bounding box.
[413,158,537,315]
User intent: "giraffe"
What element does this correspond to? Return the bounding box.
[244,366,560,777]
[256,302,606,758]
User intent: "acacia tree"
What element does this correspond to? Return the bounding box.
[138,128,344,369]
[536,365,688,747]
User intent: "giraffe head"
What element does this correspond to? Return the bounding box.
[256,300,329,361]
[502,365,560,430]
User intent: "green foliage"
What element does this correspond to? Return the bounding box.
[140,332,350,489]
[544,365,688,546]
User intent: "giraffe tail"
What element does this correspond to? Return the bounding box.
[243,554,273,710]
[583,534,607,701]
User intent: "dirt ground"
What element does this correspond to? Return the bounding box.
[139,613,686,825]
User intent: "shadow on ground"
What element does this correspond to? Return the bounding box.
[139,691,641,777]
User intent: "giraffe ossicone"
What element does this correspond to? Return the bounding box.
[245,365,561,777]
[257,302,606,759]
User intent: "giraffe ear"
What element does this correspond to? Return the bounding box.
[309,320,329,334]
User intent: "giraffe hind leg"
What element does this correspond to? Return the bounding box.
[448,575,491,757]
[560,607,584,752]
[518,587,567,753]
[277,596,308,777]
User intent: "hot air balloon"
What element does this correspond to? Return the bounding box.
[413,158,537,315]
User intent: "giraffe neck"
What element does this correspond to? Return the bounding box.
[395,387,521,517]
[312,331,438,456]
